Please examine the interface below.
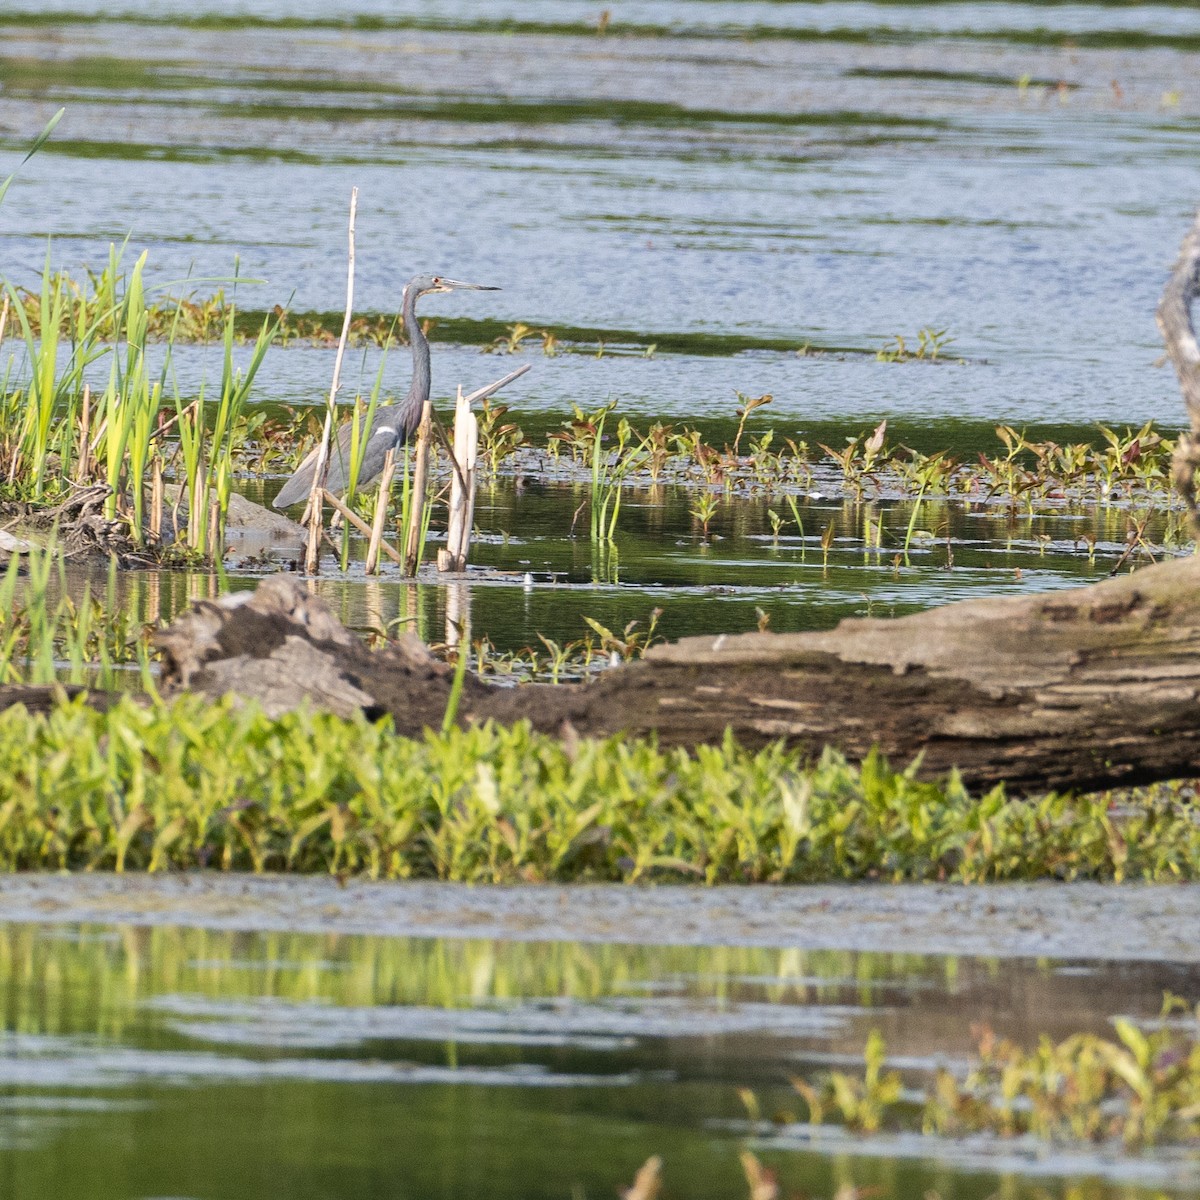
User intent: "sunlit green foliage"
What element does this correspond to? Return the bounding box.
[0,699,1197,881]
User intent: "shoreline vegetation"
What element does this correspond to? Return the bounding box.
[0,257,1187,567]
[0,697,1196,882]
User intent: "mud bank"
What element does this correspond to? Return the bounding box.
[2,874,1197,961]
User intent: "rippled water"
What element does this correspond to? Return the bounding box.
[1,919,1198,1199]
[2,0,1196,427]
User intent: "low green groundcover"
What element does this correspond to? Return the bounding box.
[0,697,1195,882]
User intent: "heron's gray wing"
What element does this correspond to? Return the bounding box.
[346,422,404,492]
[272,420,356,509]
[272,417,403,509]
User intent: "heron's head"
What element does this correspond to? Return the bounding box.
[405,274,500,302]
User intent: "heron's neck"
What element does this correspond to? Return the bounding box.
[403,287,431,424]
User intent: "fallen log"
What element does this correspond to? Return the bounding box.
[141,556,1199,796]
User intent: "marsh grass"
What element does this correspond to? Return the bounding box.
[0,542,154,688]
[1,247,282,558]
[773,997,1200,1150]
[0,700,1197,881]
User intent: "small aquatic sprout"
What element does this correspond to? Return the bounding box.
[748,429,786,490]
[549,400,614,465]
[489,322,544,355]
[477,398,526,476]
[876,328,953,362]
[781,436,813,491]
[672,428,724,487]
[818,422,887,502]
[642,421,676,485]
[784,494,806,555]
[691,491,720,541]
[582,609,663,661]
[586,407,644,544]
[732,391,773,456]
[820,520,836,568]
[892,447,957,496]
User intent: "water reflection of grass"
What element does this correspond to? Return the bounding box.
[0,923,948,1040]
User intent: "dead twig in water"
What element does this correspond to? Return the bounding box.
[305,187,358,573]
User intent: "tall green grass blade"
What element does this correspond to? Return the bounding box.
[0,108,65,208]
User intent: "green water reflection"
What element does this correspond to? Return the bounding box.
[69,469,1176,661]
[1,922,1197,1199]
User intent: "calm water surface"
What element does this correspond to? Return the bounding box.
[2,919,1199,1199]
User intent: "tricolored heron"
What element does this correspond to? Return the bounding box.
[272,274,498,509]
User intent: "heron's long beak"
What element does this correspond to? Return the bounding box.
[438,279,500,292]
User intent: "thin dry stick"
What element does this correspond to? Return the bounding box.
[441,386,469,571]
[150,456,163,544]
[1157,206,1200,532]
[430,363,533,493]
[0,294,8,346]
[364,447,397,574]
[76,384,91,483]
[463,363,531,407]
[321,489,404,565]
[152,398,198,443]
[445,396,479,571]
[460,409,479,569]
[305,186,359,574]
[403,400,433,575]
[207,495,220,556]
[188,459,207,552]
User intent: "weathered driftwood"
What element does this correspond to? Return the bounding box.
[153,575,491,723]
[139,559,1200,795]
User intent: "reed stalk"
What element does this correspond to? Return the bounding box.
[365,447,397,574]
[403,401,434,576]
[440,385,479,573]
[76,384,91,483]
[306,187,359,574]
[321,490,403,566]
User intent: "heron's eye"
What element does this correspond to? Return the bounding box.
[432,276,441,285]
